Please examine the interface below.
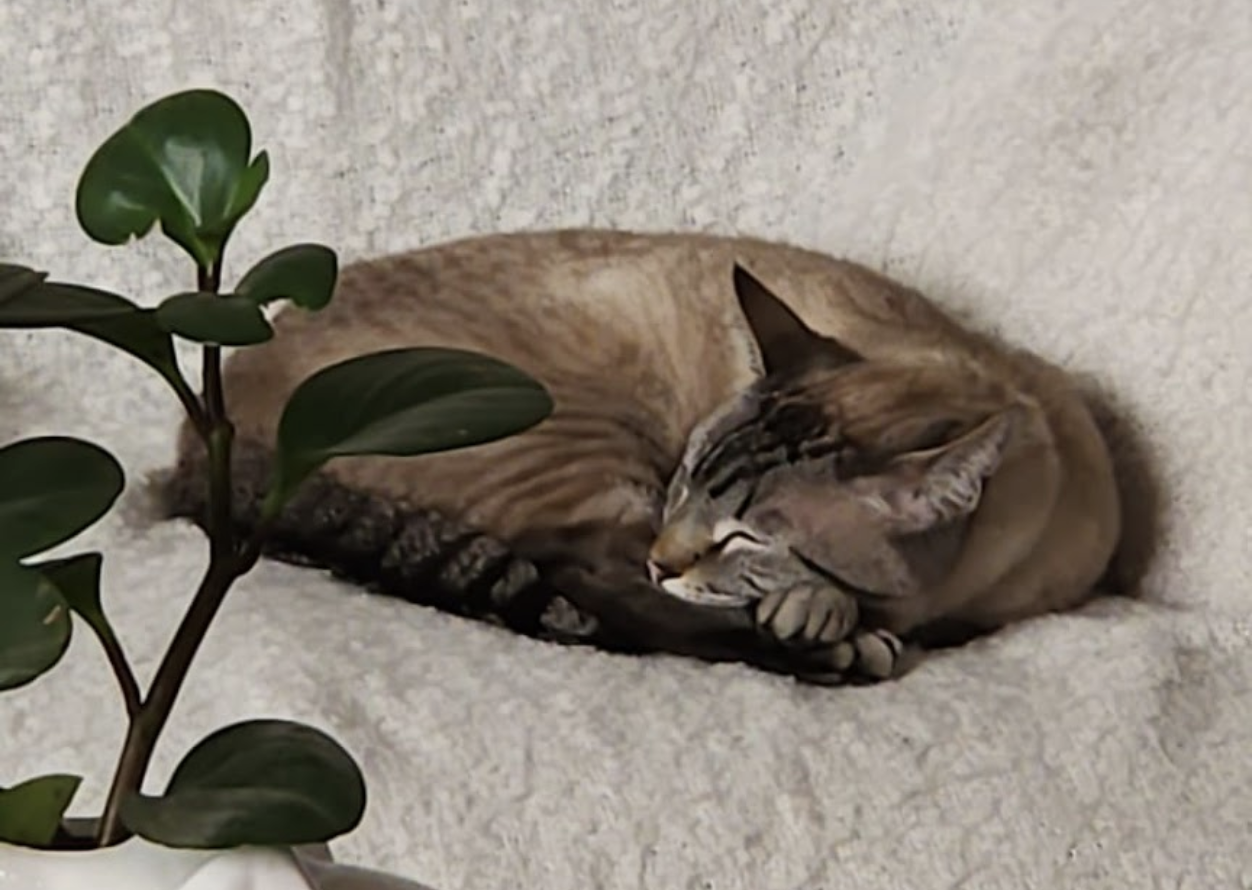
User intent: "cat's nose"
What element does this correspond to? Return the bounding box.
[649,524,702,584]
[647,559,682,584]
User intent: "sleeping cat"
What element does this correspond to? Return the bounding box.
[160,229,1123,684]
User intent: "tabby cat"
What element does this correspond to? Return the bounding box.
[160,230,1123,684]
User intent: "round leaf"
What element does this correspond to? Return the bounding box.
[273,347,553,498]
[74,89,268,266]
[0,562,71,690]
[235,243,338,310]
[156,292,274,346]
[0,437,124,560]
[0,774,82,847]
[119,719,367,849]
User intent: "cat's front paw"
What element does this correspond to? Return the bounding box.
[784,628,909,686]
[841,628,907,682]
[754,583,859,647]
[753,585,910,685]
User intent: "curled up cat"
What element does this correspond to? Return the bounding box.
[158,229,1124,685]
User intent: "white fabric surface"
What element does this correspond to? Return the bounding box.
[2,1,1249,887]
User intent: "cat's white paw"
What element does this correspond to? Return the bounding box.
[787,628,908,686]
[754,583,858,646]
[848,628,905,680]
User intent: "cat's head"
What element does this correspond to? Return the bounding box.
[650,264,1029,611]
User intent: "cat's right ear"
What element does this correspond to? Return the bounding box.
[733,264,861,375]
[850,408,1021,535]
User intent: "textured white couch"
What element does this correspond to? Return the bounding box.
[1,1,1248,887]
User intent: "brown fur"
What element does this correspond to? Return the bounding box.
[161,229,1130,683]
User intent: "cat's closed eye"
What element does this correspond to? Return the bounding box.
[709,524,767,555]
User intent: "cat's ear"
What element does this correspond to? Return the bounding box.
[852,409,1020,534]
[733,264,860,375]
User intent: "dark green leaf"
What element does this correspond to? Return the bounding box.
[70,307,185,388]
[0,774,82,847]
[235,243,338,310]
[0,280,137,325]
[156,292,274,346]
[0,263,48,301]
[0,279,185,392]
[273,347,553,499]
[38,552,140,716]
[120,719,367,849]
[225,151,270,227]
[38,552,106,630]
[74,89,266,266]
[0,562,71,690]
[0,437,124,560]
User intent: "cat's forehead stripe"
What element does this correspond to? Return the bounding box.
[690,414,760,481]
[690,389,849,497]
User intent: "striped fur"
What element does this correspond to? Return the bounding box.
[159,229,1130,683]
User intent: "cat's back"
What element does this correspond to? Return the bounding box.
[312,227,959,358]
[268,229,763,429]
[216,229,972,536]
[234,228,954,443]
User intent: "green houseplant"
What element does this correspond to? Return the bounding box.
[0,88,552,886]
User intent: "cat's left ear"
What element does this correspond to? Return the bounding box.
[852,408,1021,534]
[733,264,861,375]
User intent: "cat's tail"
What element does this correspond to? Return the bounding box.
[152,436,569,638]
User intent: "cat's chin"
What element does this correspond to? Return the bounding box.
[658,577,753,609]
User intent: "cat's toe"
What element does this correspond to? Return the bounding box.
[817,600,857,643]
[832,640,856,670]
[754,588,787,630]
[754,587,805,640]
[755,584,858,647]
[848,628,906,681]
[791,638,856,683]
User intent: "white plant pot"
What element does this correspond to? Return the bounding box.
[0,837,434,890]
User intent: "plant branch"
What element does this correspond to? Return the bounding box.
[93,551,249,846]
[94,257,253,847]
[90,621,141,720]
[169,369,211,441]
[198,260,234,560]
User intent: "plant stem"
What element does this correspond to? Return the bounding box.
[198,261,234,560]
[93,621,142,720]
[93,549,257,845]
[169,372,211,441]
[94,258,257,847]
